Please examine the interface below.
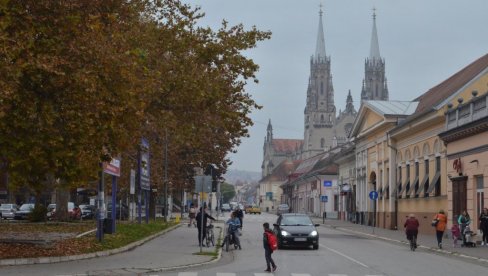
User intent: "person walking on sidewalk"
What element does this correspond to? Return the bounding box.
[263,222,277,273]
[479,207,488,246]
[196,206,216,246]
[433,209,447,249]
[457,210,471,245]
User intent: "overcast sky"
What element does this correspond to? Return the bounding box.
[181,0,488,173]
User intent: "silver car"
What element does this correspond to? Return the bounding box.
[277,204,290,215]
[0,203,18,219]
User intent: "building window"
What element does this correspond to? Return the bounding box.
[413,162,419,197]
[320,138,325,148]
[421,159,429,197]
[334,195,338,211]
[321,114,324,122]
[434,156,441,196]
[397,166,403,198]
[321,82,324,95]
[405,164,411,198]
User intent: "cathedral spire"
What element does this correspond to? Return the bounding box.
[369,8,381,60]
[314,4,326,62]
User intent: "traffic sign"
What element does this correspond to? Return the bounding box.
[320,195,328,202]
[369,191,378,200]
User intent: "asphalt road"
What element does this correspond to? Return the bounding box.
[1,212,487,276]
[165,213,488,276]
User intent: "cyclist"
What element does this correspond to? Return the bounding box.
[222,211,241,249]
[404,213,419,249]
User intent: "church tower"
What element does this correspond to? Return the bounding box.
[303,7,336,158]
[361,9,389,101]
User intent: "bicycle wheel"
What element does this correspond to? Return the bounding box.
[207,230,214,247]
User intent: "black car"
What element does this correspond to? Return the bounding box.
[273,213,319,250]
[79,204,96,219]
[14,203,35,220]
[107,202,129,220]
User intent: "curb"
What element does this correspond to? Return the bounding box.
[0,223,182,266]
[325,224,488,265]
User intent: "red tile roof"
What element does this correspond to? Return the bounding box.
[261,160,302,182]
[272,139,303,153]
[415,53,488,113]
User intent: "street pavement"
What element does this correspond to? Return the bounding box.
[311,216,488,265]
[1,212,488,274]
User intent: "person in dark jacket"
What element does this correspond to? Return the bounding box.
[196,206,216,246]
[479,208,488,246]
[263,222,277,272]
[404,214,419,245]
[235,206,244,229]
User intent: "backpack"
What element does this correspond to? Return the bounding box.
[266,231,278,251]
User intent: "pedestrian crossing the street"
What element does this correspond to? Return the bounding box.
[172,272,385,276]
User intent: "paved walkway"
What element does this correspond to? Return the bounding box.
[312,217,488,264]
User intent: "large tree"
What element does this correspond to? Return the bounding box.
[0,0,270,218]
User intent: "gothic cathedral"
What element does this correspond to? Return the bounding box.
[262,9,388,177]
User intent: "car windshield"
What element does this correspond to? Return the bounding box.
[0,204,13,210]
[19,204,34,211]
[280,215,313,226]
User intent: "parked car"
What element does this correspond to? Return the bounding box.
[47,202,81,220]
[0,203,18,220]
[273,213,319,250]
[277,204,290,215]
[14,203,35,220]
[221,203,231,212]
[107,202,129,220]
[79,204,96,219]
[245,205,261,214]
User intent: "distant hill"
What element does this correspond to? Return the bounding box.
[224,169,261,185]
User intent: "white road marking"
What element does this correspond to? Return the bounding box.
[328,275,348,276]
[320,243,369,268]
[291,274,311,276]
[217,273,237,276]
[254,273,274,276]
[178,273,198,276]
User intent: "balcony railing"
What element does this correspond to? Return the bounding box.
[446,92,488,130]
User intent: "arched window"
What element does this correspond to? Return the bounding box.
[320,114,324,122]
[423,143,430,158]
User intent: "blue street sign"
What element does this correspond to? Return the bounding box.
[320,195,328,202]
[369,191,378,200]
[323,180,332,187]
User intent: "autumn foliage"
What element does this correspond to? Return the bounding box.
[0,1,270,198]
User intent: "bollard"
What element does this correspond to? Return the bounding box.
[175,215,180,223]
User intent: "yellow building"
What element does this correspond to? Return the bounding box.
[439,54,488,232]
[389,53,488,233]
[350,101,418,229]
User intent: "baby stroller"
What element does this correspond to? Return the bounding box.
[462,225,476,247]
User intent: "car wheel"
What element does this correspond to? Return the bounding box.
[313,244,319,250]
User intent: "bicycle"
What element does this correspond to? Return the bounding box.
[206,221,215,247]
[409,236,417,251]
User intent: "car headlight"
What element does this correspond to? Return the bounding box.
[281,230,290,237]
[309,230,318,237]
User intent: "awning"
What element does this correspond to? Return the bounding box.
[416,174,428,197]
[398,177,409,197]
[426,171,440,194]
[406,176,418,197]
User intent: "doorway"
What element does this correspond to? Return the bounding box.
[451,175,467,222]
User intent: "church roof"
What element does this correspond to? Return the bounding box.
[272,139,303,153]
[260,160,301,183]
[314,7,326,61]
[415,53,488,113]
[369,10,381,60]
[365,100,418,116]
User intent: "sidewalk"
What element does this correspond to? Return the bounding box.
[0,218,225,269]
[313,217,488,264]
